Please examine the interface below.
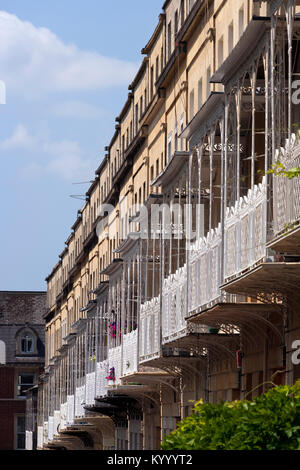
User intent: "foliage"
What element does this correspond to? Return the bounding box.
[161,381,300,450]
[266,161,300,180]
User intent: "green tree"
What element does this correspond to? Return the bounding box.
[162,381,300,450]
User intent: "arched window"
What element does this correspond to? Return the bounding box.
[16,329,37,356]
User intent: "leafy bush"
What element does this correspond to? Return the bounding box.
[162,381,300,450]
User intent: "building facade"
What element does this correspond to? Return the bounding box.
[37,0,300,450]
[0,291,45,450]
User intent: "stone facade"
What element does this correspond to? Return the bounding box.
[36,0,300,451]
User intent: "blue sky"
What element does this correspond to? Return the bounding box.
[0,0,163,291]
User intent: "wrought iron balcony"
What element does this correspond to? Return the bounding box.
[162,265,187,344]
[272,134,300,246]
[224,176,267,283]
[189,223,222,316]
[96,359,109,399]
[139,296,160,364]
[122,330,138,378]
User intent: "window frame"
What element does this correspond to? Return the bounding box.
[16,328,37,357]
[14,414,26,450]
[16,372,36,399]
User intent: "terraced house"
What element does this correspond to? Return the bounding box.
[29,0,300,450]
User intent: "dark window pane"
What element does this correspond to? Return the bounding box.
[17,434,25,449]
[21,375,34,384]
[17,417,25,433]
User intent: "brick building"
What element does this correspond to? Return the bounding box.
[0,291,46,450]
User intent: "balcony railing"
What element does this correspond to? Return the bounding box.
[273,134,300,235]
[162,265,187,343]
[60,402,67,430]
[107,345,122,386]
[224,177,267,280]
[75,385,85,418]
[122,330,138,376]
[53,410,60,437]
[86,372,96,406]
[96,359,109,397]
[189,224,222,315]
[48,416,54,442]
[139,296,160,363]
[43,421,48,445]
[67,394,75,425]
[37,426,43,449]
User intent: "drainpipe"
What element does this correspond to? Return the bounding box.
[137,242,141,372]
[220,118,225,287]
[84,323,88,409]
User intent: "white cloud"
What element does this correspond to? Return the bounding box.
[43,139,95,180]
[0,11,138,98]
[1,124,37,150]
[20,161,42,179]
[2,124,95,181]
[51,100,104,119]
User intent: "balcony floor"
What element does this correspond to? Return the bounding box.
[140,355,207,376]
[109,384,155,395]
[188,302,283,349]
[164,329,238,346]
[222,262,300,297]
[121,370,171,384]
[189,302,281,323]
[267,225,300,254]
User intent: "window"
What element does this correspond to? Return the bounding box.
[189,89,195,120]
[16,416,25,450]
[168,22,172,59]
[17,373,35,398]
[156,56,159,81]
[150,66,154,100]
[140,96,143,119]
[168,132,172,160]
[198,79,203,110]
[239,6,244,38]
[218,37,224,68]
[206,66,211,98]
[180,114,185,151]
[17,329,36,355]
[180,0,185,27]
[174,10,178,38]
[228,22,234,53]
[135,103,139,134]
[174,125,178,151]
[61,319,67,345]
